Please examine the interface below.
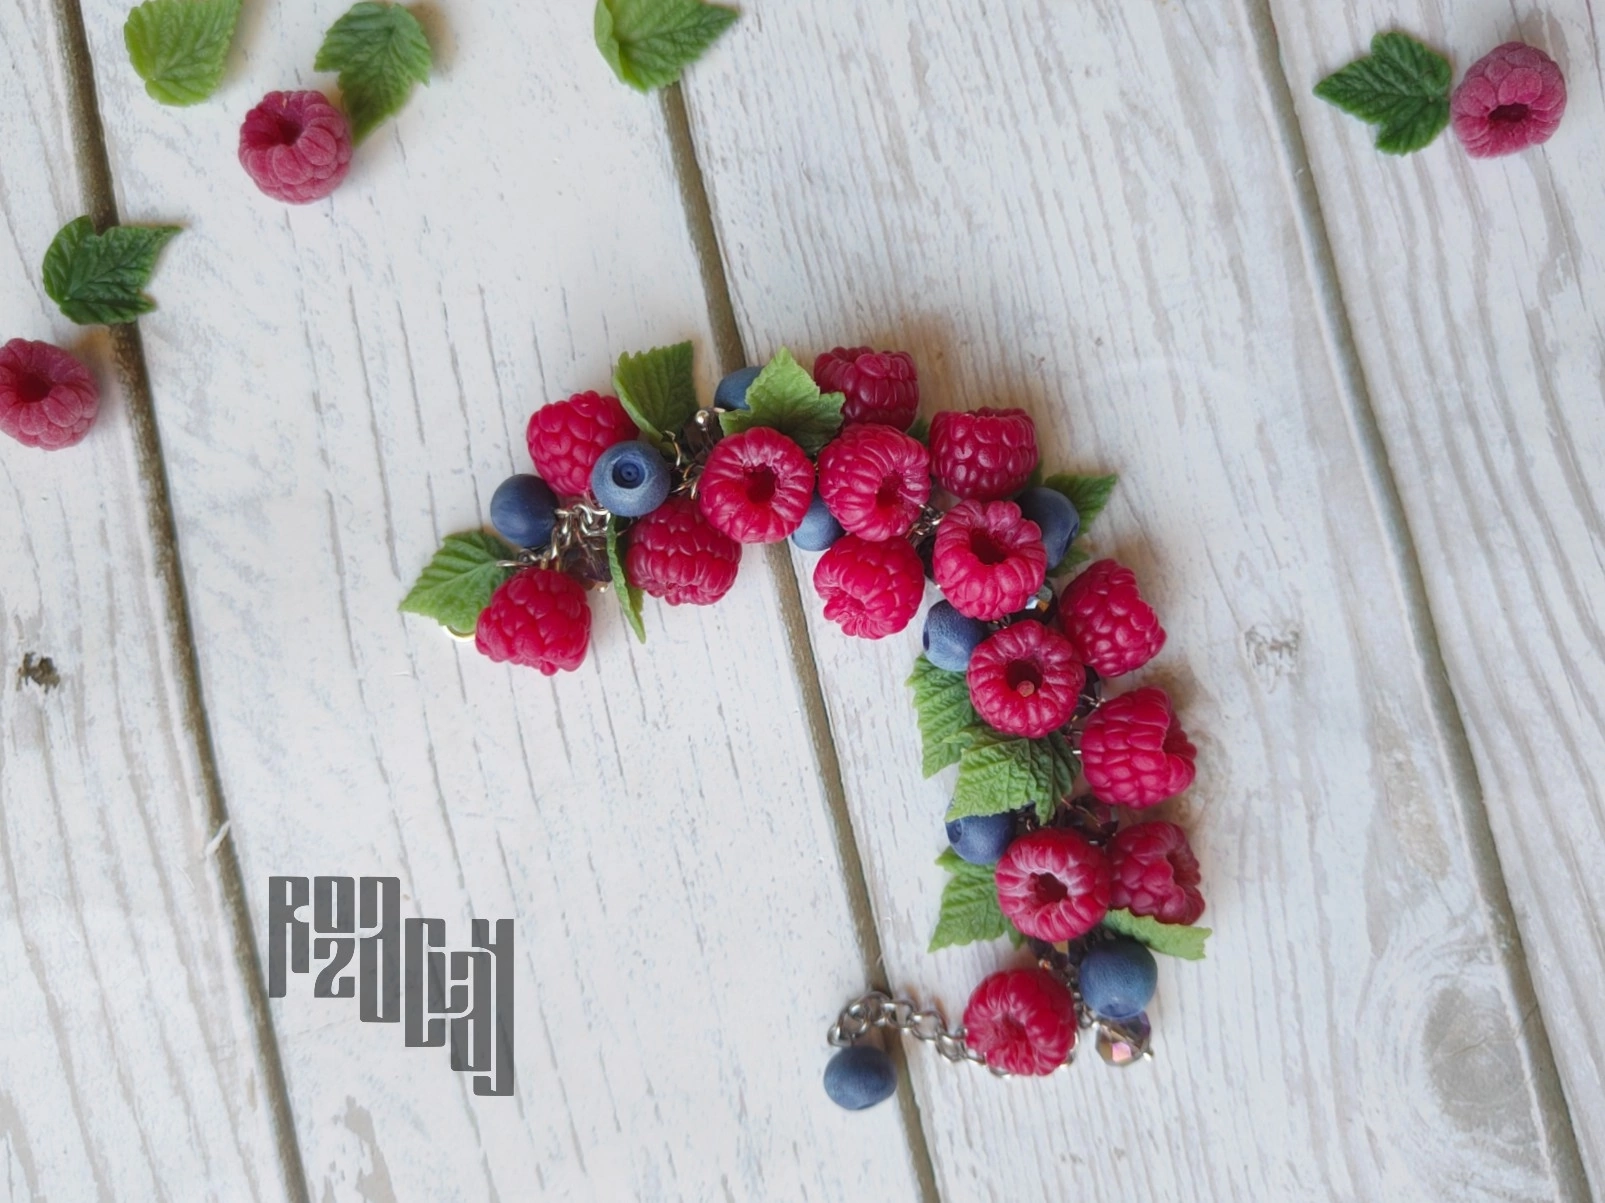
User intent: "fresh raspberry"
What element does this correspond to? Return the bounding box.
[1451,43,1566,159]
[962,968,1077,1076]
[994,828,1111,942]
[526,392,638,498]
[927,407,1038,501]
[812,534,924,638]
[1109,821,1205,925]
[0,339,98,450]
[238,91,353,204]
[698,427,814,543]
[966,621,1085,738]
[625,496,741,606]
[932,500,1047,621]
[474,567,591,675]
[812,346,919,429]
[1060,559,1165,678]
[1080,687,1196,807]
[816,423,930,541]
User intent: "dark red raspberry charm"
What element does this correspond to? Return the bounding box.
[475,567,592,675]
[817,423,931,541]
[813,534,925,639]
[1109,821,1205,925]
[994,828,1111,942]
[932,499,1047,621]
[698,427,815,543]
[812,346,919,430]
[966,621,1085,738]
[1080,687,1196,807]
[0,338,99,450]
[526,392,638,497]
[1060,558,1165,678]
[238,91,353,204]
[625,496,741,606]
[962,968,1078,1076]
[927,407,1038,501]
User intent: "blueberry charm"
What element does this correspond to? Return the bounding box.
[946,812,1017,865]
[823,1044,897,1110]
[922,601,989,672]
[489,474,558,548]
[714,366,763,411]
[791,491,844,551]
[591,440,672,517]
[1078,939,1157,1022]
[1016,486,1080,569]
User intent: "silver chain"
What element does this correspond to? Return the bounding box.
[827,991,1003,1075]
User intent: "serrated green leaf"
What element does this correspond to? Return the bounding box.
[946,730,1077,823]
[400,531,516,634]
[42,217,182,326]
[907,654,982,776]
[315,1,431,142]
[595,0,738,93]
[613,341,698,451]
[1313,32,1452,155]
[718,347,844,456]
[124,0,241,106]
[929,849,1017,951]
[1042,473,1117,531]
[1101,908,1211,960]
[606,518,647,644]
[1048,544,1092,579]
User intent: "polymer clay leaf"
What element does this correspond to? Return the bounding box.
[1042,472,1117,530]
[718,347,844,456]
[947,730,1076,823]
[595,0,738,93]
[930,850,1018,951]
[315,1,431,142]
[42,217,182,326]
[606,518,647,643]
[1314,31,1452,155]
[1102,908,1211,961]
[908,654,982,776]
[613,341,698,450]
[124,0,242,105]
[399,531,515,635]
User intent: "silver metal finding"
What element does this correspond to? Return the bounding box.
[827,990,998,1074]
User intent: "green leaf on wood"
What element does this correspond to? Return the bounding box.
[907,655,982,776]
[594,0,738,92]
[124,0,242,106]
[1048,544,1092,579]
[1101,908,1211,960]
[613,341,698,451]
[1042,473,1117,530]
[929,849,1018,951]
[1313,32,1452,155]
[400,531,516,635]
[718,347,844,456]
[606,518,647,643]
[314,1,431,142]
[42,217,182,325]
[947,730,1077,824]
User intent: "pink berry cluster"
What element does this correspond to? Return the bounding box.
[0,338,99,451]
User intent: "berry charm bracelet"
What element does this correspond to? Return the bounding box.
[402,340,1211,1110]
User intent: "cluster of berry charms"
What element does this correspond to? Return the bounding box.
[400,340,1211,1109]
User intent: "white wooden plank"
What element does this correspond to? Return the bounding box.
[0,2,294,1199]
[682,2,1580,1199]
[1275,2,1605,1188]
[78,1,929,1198]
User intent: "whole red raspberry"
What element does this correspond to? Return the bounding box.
[962,968,1077,1076]
[812,346,919,429]
[624,496,741,606]
[474,567,591,675]
[0,339,98,450]
[526,391,638,498]
[1109,821,1205,925]
[1451,43,1567,159]
[816,423,930,541]
[994,828,1111,942]
[238,91,353,204]
[927,407,1038,501]
[967,621,1085,738]
[1060,559,1165,677]
[813,534,924,639]
[1080,687,1196,807]
[932,500,1047,621]
[698,427,814,543]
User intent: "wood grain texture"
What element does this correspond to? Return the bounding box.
[0,2,293,1199]
[77,1,928,1199]
[1276,4,1604,1189]
[682,2,1581,1199]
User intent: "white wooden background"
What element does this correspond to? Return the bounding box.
[0,0,1599,1199]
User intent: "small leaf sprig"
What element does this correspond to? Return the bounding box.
[315,1,432,143]
[124,0,243,106]
[42,216,182,326]
[595,0,739,92]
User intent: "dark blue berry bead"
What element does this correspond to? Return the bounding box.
[489,474,558,548]
[823,1045,897,1111]
[591,440,671,518]
[1017,486,1080,569]
[945,812,1017,865]
[922,600,989,672]
[1078,939,1157,1022]
[715,366,762,411]
[791,490,844,551]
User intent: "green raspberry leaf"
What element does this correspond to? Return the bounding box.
[1048,545,1092,579]
[908,654,982,777]
[400,531,516,635]
[1042,473,1117,530]
[947,730,1077,824]
[718,347,844,456]
[613,341,698,452]
[929,849,1019,952]
[1102,908,1211,961]
[905,415,929,444]
[594,0,738,93]
[606,518,647,644]
[1313,32,1452,155]
[124,0,242,106]
[42,216,182,326]
[314,1,431,143]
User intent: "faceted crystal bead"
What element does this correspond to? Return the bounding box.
[1095,1012,1151,1067]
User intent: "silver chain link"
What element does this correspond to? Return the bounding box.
[827,991,1004,1075]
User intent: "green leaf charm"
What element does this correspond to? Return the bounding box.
[42,217,181,326]
[595,0,738,93]
[399,531,516,635]
[1101,908,1211,961]
[613,341,698,451]
[718,347,844,457]
[1314,32,1452,155]
[124,0,242,106]
[929,850,1018,952]
[947,730,1077,825]
[1041,473,1117,531]
[606,518,647,644]
[907,655,982,777]
[315,1,432,143]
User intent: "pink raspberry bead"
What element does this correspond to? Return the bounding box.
[0,338,99,450]
[239,91,354,204]
[1450,43,1566,159]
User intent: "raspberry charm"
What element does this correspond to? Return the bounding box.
[526,391,639,498]
[475,568,592,675]
[932,499,1047,621]
[1451,43,1567,159]
[238,91,353,204]
[927,407,1038,501]
[817,423,931,541]
[813,535,925,639]
[0,338,99,450]
[812,346,920,430]
[625,496,741,606]
[994,828,1112,942]
[698,427,815,543]
[966,621,1085,738]
[962,968,1078,1076]
[1109,821,1206,925]
[1080,687,1196,807]
[1060,558,1165,678]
